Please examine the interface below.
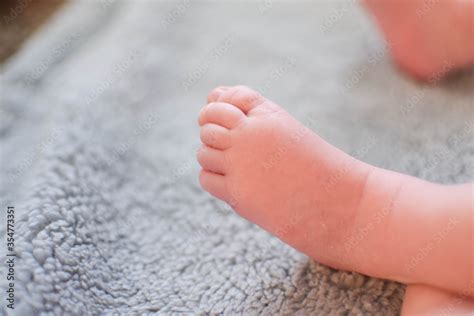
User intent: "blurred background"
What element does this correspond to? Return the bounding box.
[0,0,472,314]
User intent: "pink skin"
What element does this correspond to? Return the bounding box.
[363,0,474,313]
[402,284,474,315]
[197,85,473,314]
[363,0,474,81]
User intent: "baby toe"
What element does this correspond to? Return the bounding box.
[199,169,229,201]
[197,145,228,175]
[198,102,246,129]
[200,123,231,150]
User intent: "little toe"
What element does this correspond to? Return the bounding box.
[199,169,229,201]
[200,123,231,150]
[197,145,227,175]
[198,102,246,129]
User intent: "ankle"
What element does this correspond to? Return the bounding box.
[342,166,407,278]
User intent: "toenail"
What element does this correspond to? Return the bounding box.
[205,102,216,109]
[214,88,226,96]
[203,102,214,113]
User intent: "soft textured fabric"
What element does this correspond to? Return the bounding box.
[1,1,472,315]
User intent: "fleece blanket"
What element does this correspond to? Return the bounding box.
[1,1,473,315]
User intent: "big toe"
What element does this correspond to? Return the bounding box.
[208,85,280,115]
[199,102,246,129]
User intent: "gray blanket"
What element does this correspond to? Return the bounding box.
[1,1,473,315]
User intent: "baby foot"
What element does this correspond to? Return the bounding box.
[197,85,375,272]
[197,85,473,295]
[363,0,474,80]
